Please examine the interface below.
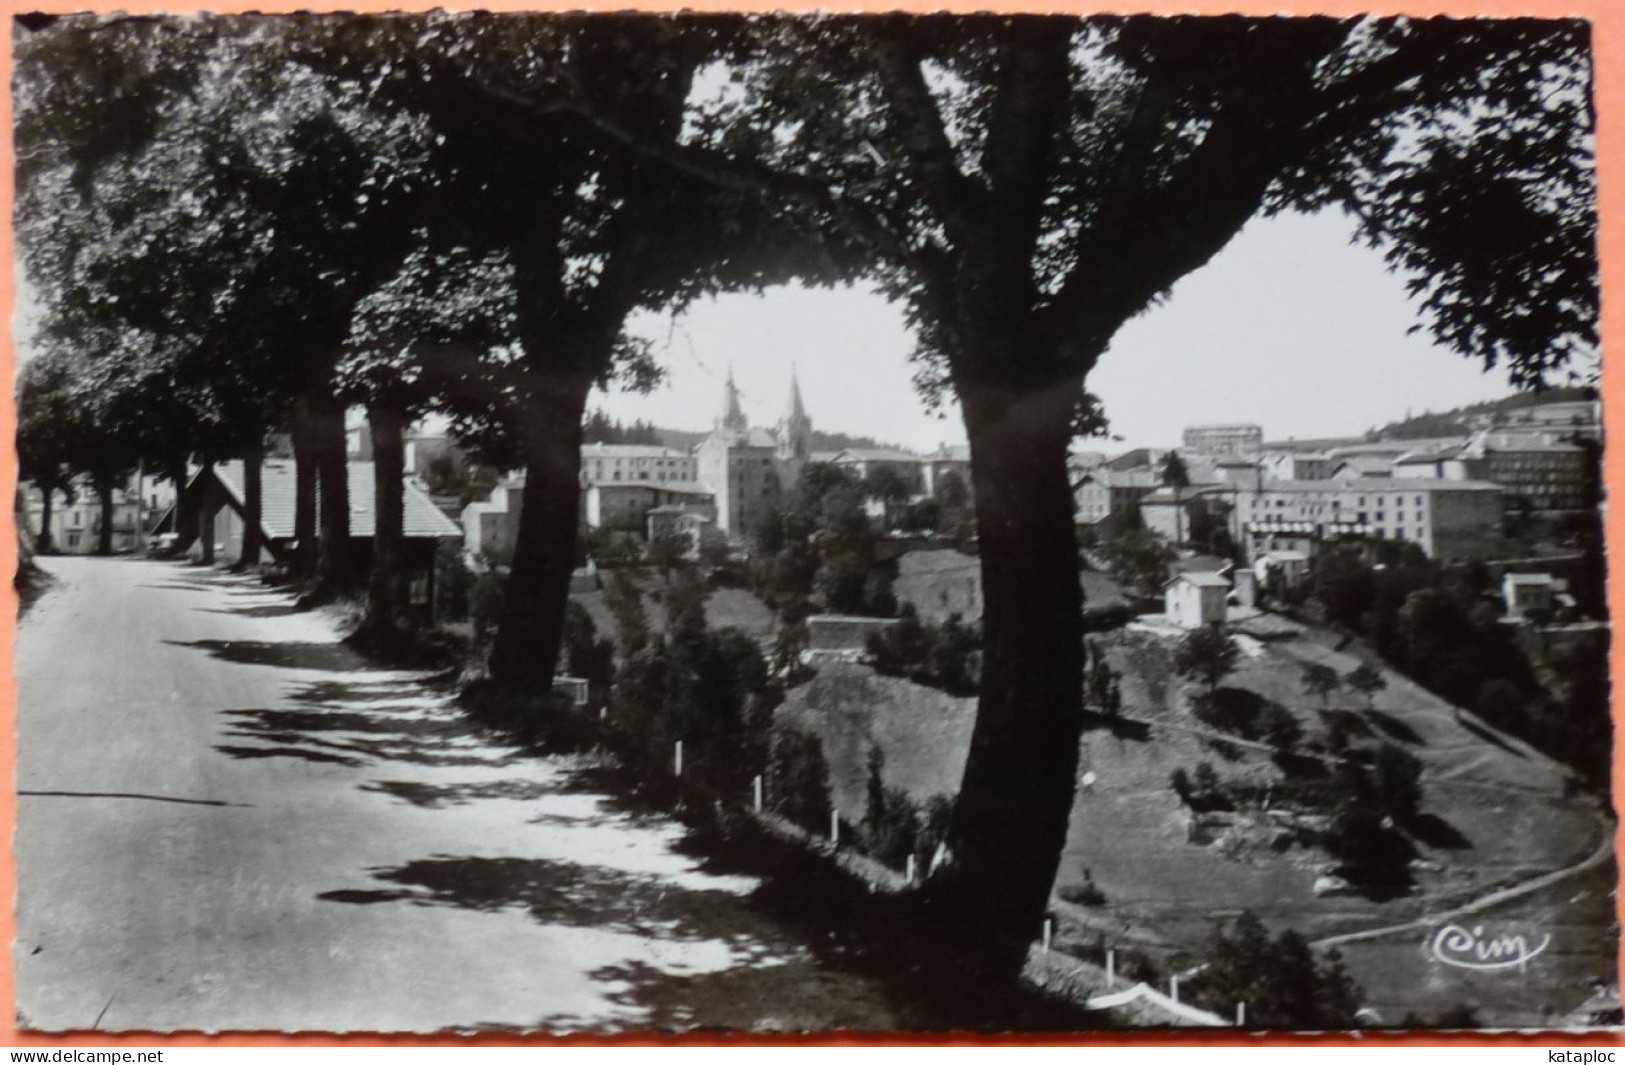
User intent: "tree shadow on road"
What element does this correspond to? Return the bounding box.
[314,777,1102,1033]
[167,639,380,672]
[217,705,525,770]
[196,602,305,620]
[361,777,576,809]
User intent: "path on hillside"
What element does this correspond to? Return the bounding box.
[1311,829,1616,950]
[16,556,905,1033]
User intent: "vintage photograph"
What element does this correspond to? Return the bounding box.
[10,9,1613,1034]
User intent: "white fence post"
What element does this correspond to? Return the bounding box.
[1170,975,1180,1004]
[674,740,683,777]
[1042,918,1053,953]
[752,774,763,812]
[830,809,840,846]
[905,853,916,884]
[1106,948,1115,987]
[1236,1001,1247,1027]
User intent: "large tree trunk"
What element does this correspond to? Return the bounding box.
[291,405,319,578]
[95,478,115,556]
[309,395,352,594]
[363,401,407,637]
[929,368,1087,981]
[487,378,593,693]
[236,442,264,572]
[37,486,54,555]
[197,459,216,566]
[166,457,192,553]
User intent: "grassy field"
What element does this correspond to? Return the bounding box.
[777,619,1615,1026]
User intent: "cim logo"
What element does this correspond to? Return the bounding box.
[1429,922,1552,973]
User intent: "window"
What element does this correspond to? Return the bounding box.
[67,532,80,549]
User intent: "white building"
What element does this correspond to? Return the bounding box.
[695,367,812,537]
[1164,571,1230,629]
[580,442,698,486]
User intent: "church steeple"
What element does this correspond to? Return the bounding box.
[786,366,807,423]
[721,363,748,433]
[778,363,812,461]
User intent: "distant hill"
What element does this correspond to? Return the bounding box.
[1371,386,1596,440]
[652,425,914,455]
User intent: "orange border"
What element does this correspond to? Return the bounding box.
[0,0,1620,1049]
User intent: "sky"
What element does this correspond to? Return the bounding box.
[597,207,1528,454]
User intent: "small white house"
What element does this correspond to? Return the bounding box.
[1502,572,1557,621]
[1165,571,1230,629]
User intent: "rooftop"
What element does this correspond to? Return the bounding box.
[581,443,692,459]
[208,460,461,540]
[1254,478,1503,493]
[1167,571,1231,589]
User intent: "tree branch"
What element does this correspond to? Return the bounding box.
[864,19,984,250]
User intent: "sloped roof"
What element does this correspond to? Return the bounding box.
[831,447,922,464]
[1172,554,1232,575]
[1259,477,1503,493]
[208,460,461,540]
[1166,571,1230,589]
[580,442,691,459]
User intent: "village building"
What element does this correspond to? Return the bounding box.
[579,442,699,485]
[1502,572,1558,621]
[174,459,462,618]
[695,367,813,537]
[1072,467,1159,527]
[462,476,526,563]
[827,447,927,493]
[645,504,724,556]
[1457,432,1594,512]
[1253,549,1311,591]
[1164,571,1230,629]
[1260,450,1333,482]
[583,481,715,535]
[922,444,974,500]
[1181,423,1263,459]
[1235,478,1504,561]
[1465,397,1601,441]
[20,476,145,555]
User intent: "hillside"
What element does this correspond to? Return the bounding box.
[652,426,916,455]
[1371,385,1596,440]
[778,622,1613,1028]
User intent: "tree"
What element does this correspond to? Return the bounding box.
[1345,664,1388,709]
[1313,550,1376,631]
[1198,910,1364,1028]
[863,465,912,527]
[603,569,651,655]
[646,532,694,583]
[1371,742,1423,822]
[593,13,1595,971]
[1300,663,1342,707]
[1096,528,1177,597]
[16,16,431,589]
[297,13,850,696]
[1174,624,1240,697]
[1159,451,1190,544]
[16,356,81,554]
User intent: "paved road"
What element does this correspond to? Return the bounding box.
[17,556,902,1033]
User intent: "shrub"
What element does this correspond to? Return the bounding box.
[766,729,832,835]
[433,540,472,621]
